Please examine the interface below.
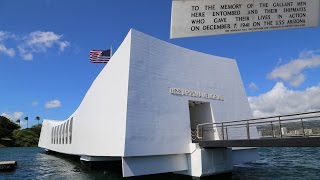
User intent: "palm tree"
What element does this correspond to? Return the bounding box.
[16,119,21,127]
[24,116,29,128]
[35,116,40,125]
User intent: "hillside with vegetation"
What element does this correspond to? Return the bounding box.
[0,116,41,147]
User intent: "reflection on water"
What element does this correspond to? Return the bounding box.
[0,148,97,180]
[34,152,91,179]
[233,147,320,180]
[1,147,320,179]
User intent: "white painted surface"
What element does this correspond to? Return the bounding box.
[124,30,256,157]
[232,148,260,164]
[176,145,203,177]
[39,30,132,156]
[38,29,258,177]
[177,146,233,177]
[80,156,121,162]
[122,154,188,177]
[201,148,233,176]
[171,0,320,38]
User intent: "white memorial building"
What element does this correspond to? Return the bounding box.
[39,29,258,178]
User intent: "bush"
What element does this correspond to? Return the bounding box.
[0,116,41,147]
[12,128,40,147]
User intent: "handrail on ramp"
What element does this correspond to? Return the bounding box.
[196,111,320,141]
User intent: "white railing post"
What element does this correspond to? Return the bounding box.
[196,125,202,140]
[221,123,224,140]
[246,121,250,139]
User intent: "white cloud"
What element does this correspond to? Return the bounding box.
[32,101,39,106]
[18,31,70,60]
[0,31,16,41]
[17,46,33,60]
[58,41,70,51]
[13,112,24,120]
[267,50,320,87]
[1,111,24,121]
[248,82,259,91]
[0,31,6,39]
[0,44,15,57]
[0,31,16,58]
[45,100,62,109]
[26,31,60,51]
[0,30,70,60]
[21,52,33,60]
[248,82,320,118]
[0,31,8,41]
[1,113,12,120]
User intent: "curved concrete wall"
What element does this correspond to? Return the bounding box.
[39,31,132,156]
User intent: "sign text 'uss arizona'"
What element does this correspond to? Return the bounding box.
[170,0,320,38]
[169,87,224,101]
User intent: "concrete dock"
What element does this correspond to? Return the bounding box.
[0,161,17,171]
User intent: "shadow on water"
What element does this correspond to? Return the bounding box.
[46,150,233,180]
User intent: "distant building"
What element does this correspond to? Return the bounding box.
[281,127,288,135]
[304,129,313,135]
[294,130,302,135]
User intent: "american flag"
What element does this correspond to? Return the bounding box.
[89,49,111,63]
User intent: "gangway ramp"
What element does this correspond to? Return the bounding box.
[195,111,320,148]
[200,137,320,148]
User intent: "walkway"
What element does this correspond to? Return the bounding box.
[195,111,320,148]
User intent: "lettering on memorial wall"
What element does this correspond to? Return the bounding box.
[169,87,224,101]
[171,0,320,38]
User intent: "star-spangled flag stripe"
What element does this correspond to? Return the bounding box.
[89,49,111,63]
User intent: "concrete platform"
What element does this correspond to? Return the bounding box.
[0,161,17,171]
[200,137,320,148]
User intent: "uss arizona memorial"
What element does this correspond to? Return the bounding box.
[39,29,258,177]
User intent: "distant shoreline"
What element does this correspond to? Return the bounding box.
[0,144,6,148]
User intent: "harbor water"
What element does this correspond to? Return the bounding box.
[1,147,320,179]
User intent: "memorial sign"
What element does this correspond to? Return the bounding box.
[170,0,320,38]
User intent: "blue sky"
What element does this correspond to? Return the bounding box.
[0,0,320,127]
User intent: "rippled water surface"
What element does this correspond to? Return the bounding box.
[1,147,320,179]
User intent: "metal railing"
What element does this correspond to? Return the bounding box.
[196,111,320,141]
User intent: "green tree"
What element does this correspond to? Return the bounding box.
[0,116,20,133]
[12,124,42,147]
[0,116,20,146]
[24,116,28,128]
[12,128,39,147]
[30,124,42,136]
[16,119,21,127]
[35,116,40,125]
[0,116,41,147]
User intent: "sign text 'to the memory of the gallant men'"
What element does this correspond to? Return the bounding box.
[171,0,320,38]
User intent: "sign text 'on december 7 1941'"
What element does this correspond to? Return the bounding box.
[170,0,320,38]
